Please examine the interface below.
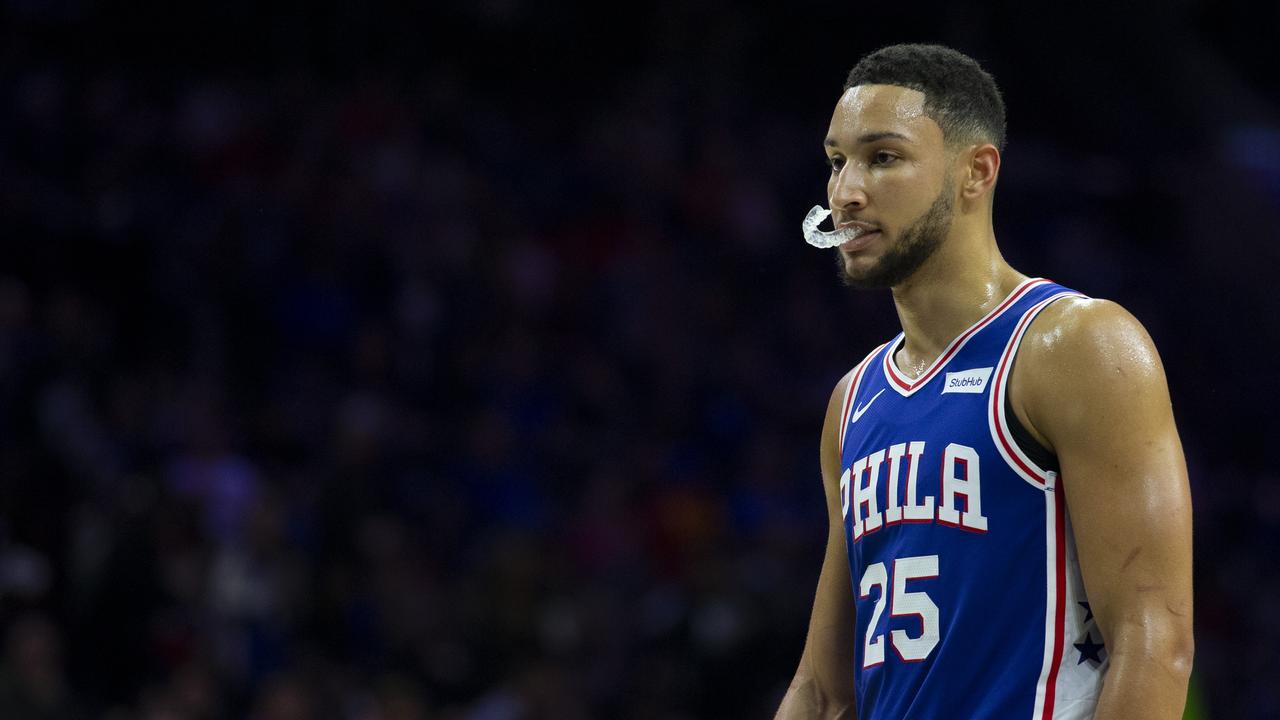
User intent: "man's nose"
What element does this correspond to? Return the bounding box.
[830,166,868,211]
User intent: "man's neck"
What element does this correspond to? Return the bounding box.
[888,230,1026,379]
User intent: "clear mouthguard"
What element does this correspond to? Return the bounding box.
[802,205,864,248]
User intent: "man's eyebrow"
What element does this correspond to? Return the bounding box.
[824,131,914,148]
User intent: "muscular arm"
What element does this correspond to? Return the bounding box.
[1015,299,1194,719]
[776,374,857,720]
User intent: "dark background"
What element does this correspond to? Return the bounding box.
[1,1,1278,718]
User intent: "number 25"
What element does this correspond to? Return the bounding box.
[859,554,940,667]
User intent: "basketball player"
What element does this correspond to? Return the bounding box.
[776,45,1193,719]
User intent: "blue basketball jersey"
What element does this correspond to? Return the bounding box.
[837,278,1108,720]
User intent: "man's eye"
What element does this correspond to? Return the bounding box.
[828,156,844,172]
[872,151,898,166]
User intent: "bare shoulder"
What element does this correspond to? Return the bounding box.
[1019,296,1166,386]
[1022,296,1158,354]
[1015,296,1173,448]
[820,366,858,461]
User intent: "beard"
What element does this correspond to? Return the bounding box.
[835,186,955,289]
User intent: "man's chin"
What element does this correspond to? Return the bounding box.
[836,253,894,289]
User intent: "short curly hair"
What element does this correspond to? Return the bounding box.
[844,44,1007,152]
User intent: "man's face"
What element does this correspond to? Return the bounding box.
[824,85,955,288]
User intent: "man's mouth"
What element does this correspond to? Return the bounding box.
[833,219,881,249]
[802,206,881,249]
[837,227,881,252]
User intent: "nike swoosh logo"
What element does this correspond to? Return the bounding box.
[850,389,885,425]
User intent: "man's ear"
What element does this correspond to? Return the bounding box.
[960,143,1000,203]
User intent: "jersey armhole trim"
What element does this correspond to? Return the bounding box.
[987,291,1085,490]
[838,341,890,456]
[1005,388,1060,473]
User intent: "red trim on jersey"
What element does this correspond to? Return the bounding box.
[882,278,1050,395]
[1040,485,1068,720]
[989,298,1058,487]
[989,291,1086,490]
[839,342,889,454]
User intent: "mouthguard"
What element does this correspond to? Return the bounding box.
[802,205,864,248]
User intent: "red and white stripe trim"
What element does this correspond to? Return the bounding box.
[987,291,1084,490]
[838,342,890,455]
[1031,481,1069,719]
[881,278,1051,397]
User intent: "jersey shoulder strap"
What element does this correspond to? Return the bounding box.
[987,279,1090,488]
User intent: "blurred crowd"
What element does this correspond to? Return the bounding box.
[2,1,1279,718]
